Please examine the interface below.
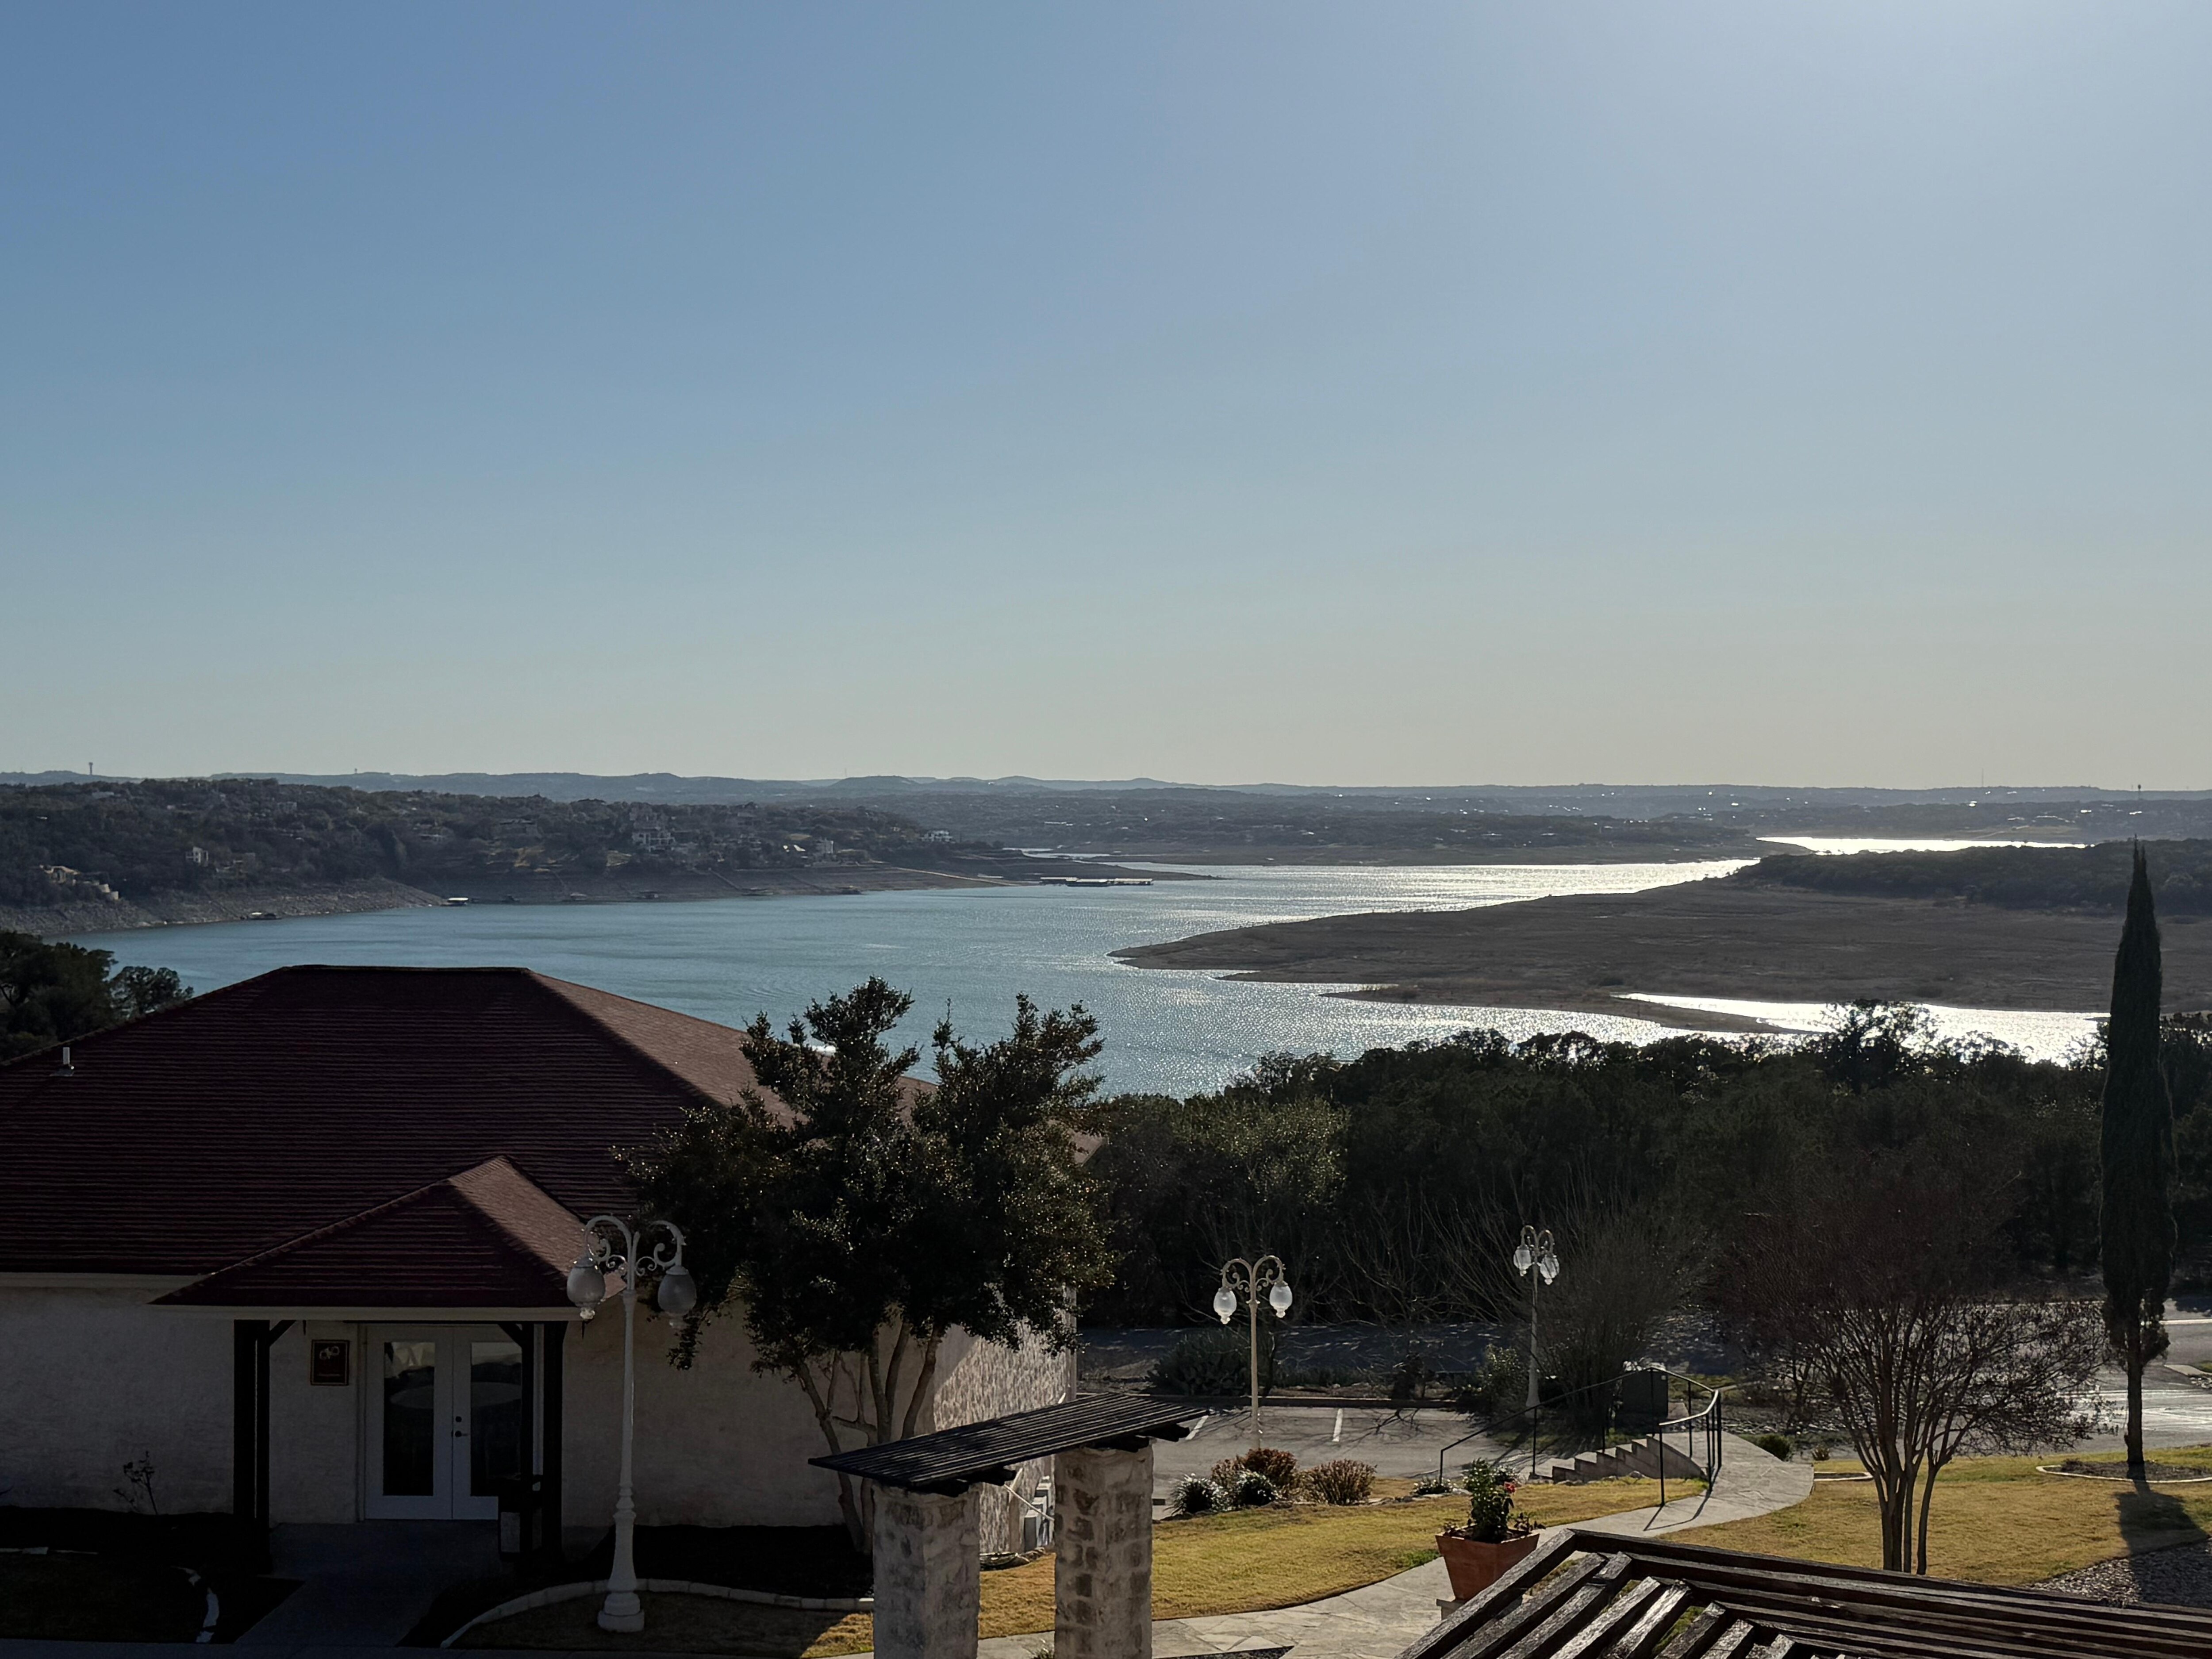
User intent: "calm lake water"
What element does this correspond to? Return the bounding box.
[73,861,1737,1095]
[69,853,2094,1090]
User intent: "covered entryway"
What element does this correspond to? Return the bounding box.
[156,1156,584,1547]
[367,1324,528,1520]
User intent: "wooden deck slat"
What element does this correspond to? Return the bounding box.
[1552,1578,1667,1659]
[1705,1581,2209,1659]
[1404,1532,1582,1659]
[1704,1597,2097,1659]
[1496,1555,1634,1659]
[1567,1535,2212,1639]
[1653,1608,1733,1659]
[1601,1583,1692,1659]
[1448,1553,1619,1659]
[1700,1624,1767,1659]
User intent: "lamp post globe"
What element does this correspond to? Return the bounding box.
[1216,1256,1290,1437]
[1514,1225,1560,1479]
[567,1256,607,1318]
[657,1263,699,1327]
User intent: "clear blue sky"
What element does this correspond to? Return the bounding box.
[6,3,2207,787]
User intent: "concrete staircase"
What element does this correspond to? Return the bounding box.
[1534,1433,1705,1485]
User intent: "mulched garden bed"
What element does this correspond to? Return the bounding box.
[2039,1541,2212,1608]
[2044,1459,2212,1482]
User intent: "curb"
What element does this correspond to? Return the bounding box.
[441,1578,873,1647]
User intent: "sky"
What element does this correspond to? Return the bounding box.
[5,2,2208,788]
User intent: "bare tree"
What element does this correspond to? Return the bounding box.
[1722,1153,2104,1573]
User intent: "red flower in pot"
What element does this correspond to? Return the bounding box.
[1435,1460,1539,1600]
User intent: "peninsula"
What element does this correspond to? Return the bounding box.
[1114,843,2212,1029]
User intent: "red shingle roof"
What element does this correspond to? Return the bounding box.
[155,1156,583,1309]
[0,965,764,1276]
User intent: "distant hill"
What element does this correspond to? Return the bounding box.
[1733,841,2212,916]
[0,777,970,916]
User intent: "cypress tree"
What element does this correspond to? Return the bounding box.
[2100,843,2177,1475]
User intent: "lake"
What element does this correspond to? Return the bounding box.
[69,852,2096,1091]
[72,860,1739,1095]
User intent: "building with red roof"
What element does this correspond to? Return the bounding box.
[0,966,1065,1545]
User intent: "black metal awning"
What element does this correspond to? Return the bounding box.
[810,1395,1201,1494]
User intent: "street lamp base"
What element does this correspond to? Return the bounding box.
[598,1593,645,1633]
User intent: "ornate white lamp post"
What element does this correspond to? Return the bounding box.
[1213,1255,1293,1439]
[1512,1225,1559,1479]
[566,1215,696,1634]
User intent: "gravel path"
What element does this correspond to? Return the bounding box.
[2038,1542,2212,1608]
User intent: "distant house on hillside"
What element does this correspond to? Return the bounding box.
[0,968,1064,1549]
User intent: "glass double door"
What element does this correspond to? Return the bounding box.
[366,1325,524,1520]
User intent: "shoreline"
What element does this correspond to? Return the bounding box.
[1114,882,2212,1034]
[15,860,1185,940]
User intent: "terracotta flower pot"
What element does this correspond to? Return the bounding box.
[1435,1529,1540,1600]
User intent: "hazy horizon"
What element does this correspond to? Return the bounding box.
[6,765,2200,802]
[9,4,2211,787]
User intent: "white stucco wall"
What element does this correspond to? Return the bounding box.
[0,1283,232,1513]
[269,1321,361,1524]
[559,1305,848,1531]
[1,1283,1071,1544]
[558,1311,1073,1544]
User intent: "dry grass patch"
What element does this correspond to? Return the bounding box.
[1679,1445,2212,1585]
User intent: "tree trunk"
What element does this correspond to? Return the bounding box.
[1915,1463,1940,1575]
[2126,1330,2147,1475]
[792,1358,866,1552]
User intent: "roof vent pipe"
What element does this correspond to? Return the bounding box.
[55,1045,74,1077]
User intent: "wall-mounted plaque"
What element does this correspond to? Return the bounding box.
[310,1339,351,1386]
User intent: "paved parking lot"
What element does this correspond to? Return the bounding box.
[1152,1403,1510,1498]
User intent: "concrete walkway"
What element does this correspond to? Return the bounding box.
[241,1521,504,1647]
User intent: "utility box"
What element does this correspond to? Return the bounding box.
[494,1474,547,1560]
[1616,1367,1670,1435]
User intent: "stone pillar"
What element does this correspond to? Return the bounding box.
[871,1485,981,1659]
[1054,1444,1155,1659]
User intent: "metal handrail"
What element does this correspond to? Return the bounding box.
[1431,1371,1641,1490]
[1433,1366,1728,1494]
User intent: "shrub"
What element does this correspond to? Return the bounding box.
[1389,1350,1438,1403]
[1303,1459,1375,1505]
[1240,1446,1299,1487]
[1454,1459,1536,1544]
[1753,1433,1795,1462]
[1229,1469,1279,1507]
[1453,1346,1528,1419]
[1170,1474,1229,1516]
[1151,1329,1258,1396]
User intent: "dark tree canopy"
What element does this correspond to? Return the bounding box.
[2101,844,2178,1471]
[626,977,1116,1548]
[0,931,193,1060]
